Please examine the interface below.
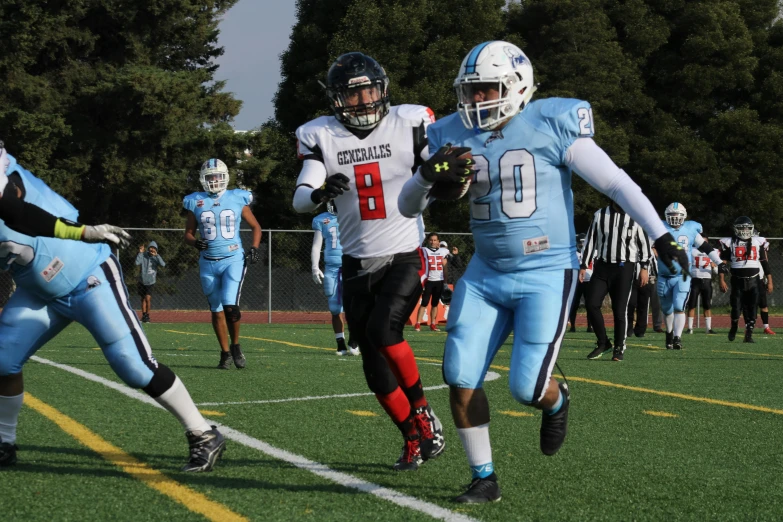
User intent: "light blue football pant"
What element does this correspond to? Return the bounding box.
[323,264,343,315]
[443,255,577,404]
[657,275,691,314]
[199,254,248,312]
[0,255,158,388]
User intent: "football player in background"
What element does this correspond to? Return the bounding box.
[657,203,724,350]
[569,233,592,333]
[292,53,445,471]
[399,40,689,503]
[184,159,262,370]
[718,217,773,343]
[686,239,717,334]
[311,201,359,355]
[755,235,775,335]
[415,232,449,332]
[0,148,224,472]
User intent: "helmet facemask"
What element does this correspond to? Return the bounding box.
[734,222,754,240]
[455,76,535,131]
[199,159,229,195]
[327,80,390,130]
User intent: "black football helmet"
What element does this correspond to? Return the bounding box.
[324,52,390,130]
[733,216,754,240]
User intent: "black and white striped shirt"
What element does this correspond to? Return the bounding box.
[582,206,653,267]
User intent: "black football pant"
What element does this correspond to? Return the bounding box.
[586,260,635,349]
[627,282,652,336]
[568,280,591,330]
[342,251,423,396]
[730,276,759,329]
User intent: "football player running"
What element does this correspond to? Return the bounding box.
[718,217,772,343]
[399,41,690,503]
[657,203,724,349]
[183,159,262,370]
[292,53,445,471]
[0,148,224,472]
[311,201,359,355]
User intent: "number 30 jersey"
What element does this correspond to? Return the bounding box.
[427,98,594,273]
[183,189,253,260]
[296,105,434,259]
[312,212,343,266]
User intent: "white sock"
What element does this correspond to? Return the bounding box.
[457,423,493,469]
[335,332,345,340]
[765,324,770,329]
[665,314,674,333]
[0,393,24,444]
[154,377,211,433]
[687,317,693,329]
[673,314,686,337]
[705,317,712,331]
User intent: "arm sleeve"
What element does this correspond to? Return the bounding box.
[136,253,143,265]
[311,230,323,269]
[0,187,78,238]
[565,138,668,240]
[293,159,328,213]
[398,171,434,218]
[157,256,166,268]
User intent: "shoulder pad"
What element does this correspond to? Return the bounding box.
[526,97,594,141]
[426,113,470,153]
[234,189,253,206]
[182,192,202,212]
[312,212,328,230]
[295,117,333,159]
[393,104,436,125]
[691,221,702,234]
[719,237,732,247]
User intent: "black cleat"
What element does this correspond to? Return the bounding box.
[707,329,717,335]
[230,344,246,369]
[744,329,755,343]
[0,440,18,467]
[141,313,150,323]
[454,473,502,503]
[568,326,576,333]
[414,405,445,461]
[540,382,570,456]
[612,347,624,361]
[217,351,233,370]
[587,340,612,360]
[672,336,683,350]
[666,331,674,350]
[393,435,423,471]
[182,427,225,472]
[728,321,739,342]
[586,326,594,333]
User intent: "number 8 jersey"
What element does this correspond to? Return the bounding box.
[183,189,253,259]
[296,104,433,258]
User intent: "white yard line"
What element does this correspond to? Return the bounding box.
[30,356,480,522]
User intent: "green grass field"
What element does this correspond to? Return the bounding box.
[5,322,783,521]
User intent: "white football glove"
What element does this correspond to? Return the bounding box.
[82,224,132,248]
[312,267,324,285]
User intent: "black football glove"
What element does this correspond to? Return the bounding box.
[246,246,259,264]
[310,173,351,204]
[419,144,473,184]
[194,239,208,251]
[654,233,690,281]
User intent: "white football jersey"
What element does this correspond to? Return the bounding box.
[424,247,450,281]
[690,248,713,279]
[718,236,767,270]
[296,105,435,258]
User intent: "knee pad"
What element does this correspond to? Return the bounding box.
[224,305,241,324]
[361,351,398,395]
[142,364,177,398]
[509,374,538,406]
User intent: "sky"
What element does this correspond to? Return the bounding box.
[215,1,298,131]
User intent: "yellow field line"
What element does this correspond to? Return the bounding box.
[165,329,332,352]
[24,393,247,522]
[165,330,782,415]
[712,349,783,359]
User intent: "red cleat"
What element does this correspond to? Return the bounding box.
[764,327,776,335]
[429,324,440,332]
[414,323,421,332]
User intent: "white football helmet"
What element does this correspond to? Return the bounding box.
[200,158,229,195]
[454,41,537,131]
[665,202,687,228]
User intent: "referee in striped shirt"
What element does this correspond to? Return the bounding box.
[581,201,653,361]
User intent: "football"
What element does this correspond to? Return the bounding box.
[427,148,473,201]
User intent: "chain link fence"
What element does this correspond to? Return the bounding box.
[0,229,773,322]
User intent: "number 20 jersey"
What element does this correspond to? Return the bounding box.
[427,98,595,273]
[183,189,253,260]
[296,105,434,259]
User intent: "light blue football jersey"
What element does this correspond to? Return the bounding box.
[0,155,110,299]
[428,98,595,272]
[183,189,253,259]
[312,212,343,266]
[657,220,702,278]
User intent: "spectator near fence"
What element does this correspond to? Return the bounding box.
[136,241,165,323]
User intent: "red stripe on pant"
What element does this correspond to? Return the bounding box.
[381,341,427,409]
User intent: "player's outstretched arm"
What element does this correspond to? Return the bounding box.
[694,234,722,265]
[566,137,690,279]
[242,205,262,264]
